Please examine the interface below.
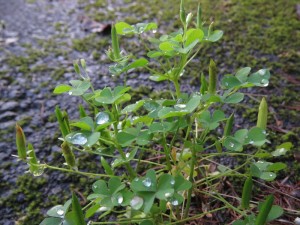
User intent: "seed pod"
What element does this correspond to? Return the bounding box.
[197,4,202,29]
[73,61,80,75]
[180,0,186,26]
[27,143,38,173]
[241,176,253,209]
[55,106,69,138]
[111,25,121,60]
[80,58,86,70]
[255,195,274,225]
[224,113,234,137]
[62,110,71,133]
[61,141,76,168]
[208,59,217,95]
[215,140,222,153]
[186,13,193,26]
[16,124,27,160]
[257,97,268,130]
[200,72,208,95]
[101,156,114,175]
[79,104,87,118]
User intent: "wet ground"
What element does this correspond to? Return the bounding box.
[0,0,299,224]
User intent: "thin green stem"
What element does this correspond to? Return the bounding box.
[42,164,115,178]
[161,134,172,170]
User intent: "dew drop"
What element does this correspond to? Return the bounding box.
[170,179,175,186]
[98,206,109,212]
[126,152,130,158]
[269,174,274,177]
[143,177,152,187]
[229,142,234,148]
[130,196,144,210]
[258,69,265,76]
[70,133,87,145]
[165,192,172,198]
[170,198,179,206]
[261,79,269,87]
[134,177,139,182]
[93,184,98,189]
[225,82,229,86]
[68,91,73,95]
[278,148,286,153]
[32,168,44,177]
[152,29,157,34]
[175,104,186,109]
[57,209,64,216]
[249,140,254,144]
[95,112,110,125]
[117,194,124,204]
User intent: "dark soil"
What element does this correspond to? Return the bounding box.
[0,0,299,224]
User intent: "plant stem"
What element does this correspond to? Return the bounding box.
[161,134,172,170]
[183,141,198,218]
[43,164,115,178]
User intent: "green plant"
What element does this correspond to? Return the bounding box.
[15,1,292,224]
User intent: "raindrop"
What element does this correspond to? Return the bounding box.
[261,79,269,87]
[70,133,87,145]
[249,140,254,144]
[93,184,98,189]
[269,174,274,177]
[170,198,179,206]
[57,209,64,216]
[142,177,152,187]
[95,112,110,125]
[32,168,44,177]
[134,177,139,182]
[258,69,265,76]
[165,192,172,198]
[117,194,124,204]
[229,142,234,148]
[130,196,144,210]
[126,152,130,158]
[152,29,157,34]
[98,206,109,212]
[170,178,175,186]
[175,104,186,109]
[68,91,73,95]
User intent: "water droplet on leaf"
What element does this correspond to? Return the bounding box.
[175,104,186,109]
[130,196,144,210]
[68,91,72,95]
[152,29,157,34]
[126,152,130,158]
[95,112,110,125]
[170,198,179,206]
[143,177,152,187]
[249,140,254,144]
[70,133,87,145]
[165,192,172,198]
[170,179,175,186]
[229,142,234,148]
[258,69,265,76]
[57,209,64,216]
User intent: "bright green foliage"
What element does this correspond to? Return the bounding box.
[15,1,288,225]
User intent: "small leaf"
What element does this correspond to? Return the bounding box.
[236,67,251,83]
[115,22,133,35]
[208,30,223,42]
[116,132,136,146]
[71,193,86,225]
[267,162,286,172]
[266,205,284,222]
[53,84,72,94]
[185,28,204,47]
[40,217,62,225]
[223,93,244,103]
